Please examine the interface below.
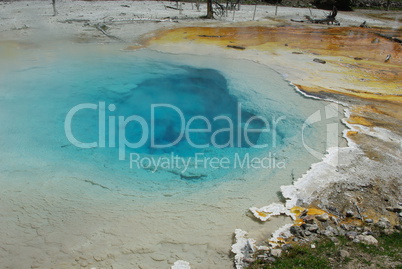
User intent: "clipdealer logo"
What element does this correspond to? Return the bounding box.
[64,102,285,158]
[64,102,339,170]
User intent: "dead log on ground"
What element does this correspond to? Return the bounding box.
[95,23,126,42]
[58,19,90,23]
[227,45,245,50]
[305,6,340,25]
[375,33,402,44]
[313,58,326,64]
[165,5,183,11]
[198,35,224,38]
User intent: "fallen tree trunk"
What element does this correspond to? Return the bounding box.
[95,23,126,42]
[165,5,183,11]
[375,33,402,44]
[305,6,340,25]
[227,45,245,50]
[106,18,175,23]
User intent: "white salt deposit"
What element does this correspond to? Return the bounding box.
[171,260,191,269]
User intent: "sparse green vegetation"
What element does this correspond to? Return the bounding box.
[248,232,402,268]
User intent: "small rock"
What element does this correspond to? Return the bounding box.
[308,234,319,242]
[325,205,342,217]
[376,218,391,229]
[243,258,255,263]
[307,224,319,233]
[363,226,372,234]
[304,231,312,236]
[316,213,329,222]
[357,235,378,245]
[395,225,401,231]
[320,221,330,230]
[330,237,339,243]
[302,215,316,224]
[352,238,360,243]
[310,244,316,249]
[345,210,354,217]
[386,206,402,213]
[339,249,350,258]
[381,229,394,235]
[322,230,333,237]
[171,260,191,269]
[338,229,346,237]
[290,225,304,237]
[365,218,373,224]
[330,216,339,225]
[271,249,282,257]
[290,225,299,235]
[371,38,380,44]
[282,244,293,251]
[385,54,391,62]
[326,226,339,236]
[340,224,350,231]
[346,231,358,240]
[266,257,276,263]
[313,58,326,64]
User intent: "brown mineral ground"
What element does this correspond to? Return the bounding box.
[140,24,402,227]
[140,25,402,144]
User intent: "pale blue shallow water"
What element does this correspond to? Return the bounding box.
[0,43,344,268]
[0,44,325,193]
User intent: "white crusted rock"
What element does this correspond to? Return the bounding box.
[356,235,378,246]
[249,203,294,222]
[269,223,293,248]
[271,249,282,257]
[231,229,256,269]
[171,260,191,269]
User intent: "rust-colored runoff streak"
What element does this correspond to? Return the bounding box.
[145,26,401,99]
[146,26,401,64]
[141,25,402,144]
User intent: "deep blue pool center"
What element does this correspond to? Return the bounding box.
[70,65,267,157]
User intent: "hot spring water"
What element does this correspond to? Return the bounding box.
[0,43,343,268]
